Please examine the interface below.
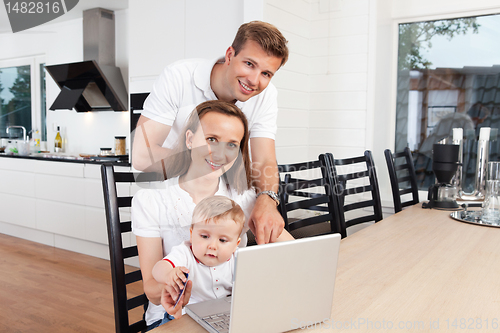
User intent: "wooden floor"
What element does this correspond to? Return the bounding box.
[0,233,120,332]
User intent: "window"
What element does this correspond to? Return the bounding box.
[395,13,500,192]
[0,56,46,141]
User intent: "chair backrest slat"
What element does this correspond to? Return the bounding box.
[117,197,133,208]
[343,200,375,212]
[127,294,149,311]
[399,188,413,195]
[124,270,143,285]
[344,185,373,196]
[346,215,377,228]
[395,163,409,171]
[285,195,330,211]
[122,246,139,259]
[120,221,132,233]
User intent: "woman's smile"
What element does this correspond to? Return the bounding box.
[206,159,223,170]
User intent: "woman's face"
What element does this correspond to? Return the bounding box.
[185,112,245,179]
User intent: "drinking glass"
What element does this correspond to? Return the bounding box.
[482,161,500,224]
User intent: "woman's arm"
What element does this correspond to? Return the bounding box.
[136,236,165,305]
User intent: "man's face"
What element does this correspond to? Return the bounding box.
[221,40,282,102]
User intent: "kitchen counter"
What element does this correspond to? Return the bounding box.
[0,152,130,166]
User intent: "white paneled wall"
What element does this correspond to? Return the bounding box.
[264,0,311,164]
[308,0,371,161]
[265,0,372,165]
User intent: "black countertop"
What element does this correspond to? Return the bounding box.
[0,153,131,167]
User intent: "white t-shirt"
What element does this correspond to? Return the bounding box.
[164,241,234,305]
[131,176,256,325]
[141,58,279,149]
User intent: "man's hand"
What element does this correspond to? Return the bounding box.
[249,194,284,244]
[160,280,193,319]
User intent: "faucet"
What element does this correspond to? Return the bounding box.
[6,126,27,141]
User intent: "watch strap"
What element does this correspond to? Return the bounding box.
[257,190,280,206]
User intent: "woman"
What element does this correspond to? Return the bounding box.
[131,100,292,330]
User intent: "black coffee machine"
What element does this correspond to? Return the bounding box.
[424,143,461,209]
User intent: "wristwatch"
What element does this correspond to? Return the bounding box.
[257,190,280,206]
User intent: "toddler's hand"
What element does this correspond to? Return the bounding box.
[166,266,189,300]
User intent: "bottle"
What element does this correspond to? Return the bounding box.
[54,126,62,152]
[30,128,41,153]
[34,129,40,148]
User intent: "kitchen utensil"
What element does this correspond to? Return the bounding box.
[100,148,113,156]
[423,143,460,209]
[115,136,126,155]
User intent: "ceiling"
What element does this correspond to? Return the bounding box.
[0,0,128,34]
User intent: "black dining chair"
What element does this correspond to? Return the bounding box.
[101,163,162,333]
[328,151,383,237]
[276,154,343,239]
[384,147,420,213]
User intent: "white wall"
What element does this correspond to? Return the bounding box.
[263,0,311,164]
[129,0,244,94]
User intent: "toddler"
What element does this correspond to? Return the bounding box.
[152,195,245,305]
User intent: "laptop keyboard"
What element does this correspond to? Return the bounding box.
[203,311,231,333]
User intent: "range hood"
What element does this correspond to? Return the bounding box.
[45,8,127,112]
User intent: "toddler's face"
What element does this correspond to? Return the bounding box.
[190,217,241,267]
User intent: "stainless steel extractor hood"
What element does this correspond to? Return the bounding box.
[45,8,127,112]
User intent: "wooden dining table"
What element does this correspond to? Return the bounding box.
[152,204,500,332]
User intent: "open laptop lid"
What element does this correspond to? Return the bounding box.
[229,233,341,333]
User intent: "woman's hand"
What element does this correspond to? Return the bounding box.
[161,280,193,319]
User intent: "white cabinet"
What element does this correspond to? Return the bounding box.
[0,158,133,259]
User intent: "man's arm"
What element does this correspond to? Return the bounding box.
[131,115,173,173]
[248,137,285,244]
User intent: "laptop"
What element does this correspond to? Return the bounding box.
[185,233,341,333]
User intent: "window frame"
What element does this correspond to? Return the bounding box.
[390,8,500,197]
[0,54,45,137]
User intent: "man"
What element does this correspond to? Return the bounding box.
[132,21,289,245]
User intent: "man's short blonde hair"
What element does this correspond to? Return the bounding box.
[192,196,245,234]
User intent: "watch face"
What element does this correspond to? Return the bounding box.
[264,191,279,205]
